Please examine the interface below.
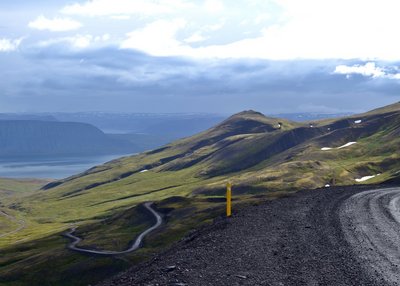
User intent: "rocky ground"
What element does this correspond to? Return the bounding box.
[99,185,398,286]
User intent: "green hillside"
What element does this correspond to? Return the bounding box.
[0,102,399,285]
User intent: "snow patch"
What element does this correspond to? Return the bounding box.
[337,142,357,149]
[140,169,148,173]
[354,119,362,124]
[325,184,330,188]
[321,142,357,151]
[355,174,381,182]
[321,147,332,151]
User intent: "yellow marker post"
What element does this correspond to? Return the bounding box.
[226,182,232,217]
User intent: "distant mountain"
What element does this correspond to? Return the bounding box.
[0,113,228,154]
[272,112,353,122]
[0,120,136,158]
[51,113,226,136]
[0,114,57,121]
[0,112,359,152]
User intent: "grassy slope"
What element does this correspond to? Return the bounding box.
[1,103,400,285]
[0,178,49,197]
[0,179,49,241]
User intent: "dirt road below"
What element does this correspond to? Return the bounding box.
[65,202,162,255]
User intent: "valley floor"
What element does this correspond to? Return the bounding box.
[99,185,399,286]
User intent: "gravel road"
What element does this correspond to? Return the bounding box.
[65,202,162,255]
[99,185,400,286]
[341,188,400,285]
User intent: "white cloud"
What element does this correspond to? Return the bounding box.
[262,0,400,60]
[110,15,131,20]
[334,63,385,78]
[118,21,287,59]
[334,62,400,80]
[204,0,224,13]
[120,19,188,56]
[389,74,400,80]
[55,0,400,60]
[184,32,207,43]
[98,33,110,41]
[71,35,92,48]
[28,15,82,32]
[0,38,23,52]
[62,0,193,17]
[206,22,225,31]
[118,19,263,58]
[254,13,271,24]
[38,33,110,49]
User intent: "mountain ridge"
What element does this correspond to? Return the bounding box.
[42,101,400,193]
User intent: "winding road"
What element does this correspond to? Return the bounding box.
[0,210,26,238]
[65,202,162,255]
[99,186,400,286]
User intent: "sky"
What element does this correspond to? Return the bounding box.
[0,0,399,114]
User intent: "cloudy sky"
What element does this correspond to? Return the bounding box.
[1,0,399,114]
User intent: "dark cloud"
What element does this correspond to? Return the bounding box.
[0,47,399,114]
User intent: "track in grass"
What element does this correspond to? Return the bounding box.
[0,210,26,238]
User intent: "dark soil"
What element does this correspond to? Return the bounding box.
[99,185,393,286]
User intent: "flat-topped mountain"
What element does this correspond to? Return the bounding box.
[0,120,135,157]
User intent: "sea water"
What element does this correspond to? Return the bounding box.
[0,154,129,179]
